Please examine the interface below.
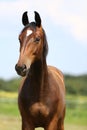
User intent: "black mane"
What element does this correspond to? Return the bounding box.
[22,22,36,32]
[43,29,48,58]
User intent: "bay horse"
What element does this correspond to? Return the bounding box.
[15,11,65,130]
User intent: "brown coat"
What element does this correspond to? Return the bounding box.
[15,11,66,130]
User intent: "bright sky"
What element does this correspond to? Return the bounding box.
[0,0,87,79]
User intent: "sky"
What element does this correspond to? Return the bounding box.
[0,0,87,79]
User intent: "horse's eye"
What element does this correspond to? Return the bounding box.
[34,37,40,43]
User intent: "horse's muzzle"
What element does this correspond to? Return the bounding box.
[15,64,27,77]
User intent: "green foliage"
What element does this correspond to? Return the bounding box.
[65,75,87,95]
[0,74,87,95]
[0,78,21,92]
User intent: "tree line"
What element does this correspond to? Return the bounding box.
[0,75,87,95]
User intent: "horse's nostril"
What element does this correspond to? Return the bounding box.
[15,64,27,76]
[15,64,26,72]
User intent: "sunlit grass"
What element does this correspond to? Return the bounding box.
[0,115,21,130]
[0,91,17,98]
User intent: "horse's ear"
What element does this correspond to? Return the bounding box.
[22,11,29,26]
[34,11,41,27]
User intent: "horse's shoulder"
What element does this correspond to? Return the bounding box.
[47,65,64,82]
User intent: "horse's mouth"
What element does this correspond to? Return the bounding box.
[16,68,27,77]
[20,69,28,77]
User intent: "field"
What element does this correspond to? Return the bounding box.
[0,91,87,130]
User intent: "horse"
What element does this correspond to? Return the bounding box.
[15,11,66,130]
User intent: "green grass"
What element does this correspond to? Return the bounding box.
[0,101,19,116]
[65,107,87,125]
[0,91,18,116]
[65,94,87,125]
[0,91,87,130]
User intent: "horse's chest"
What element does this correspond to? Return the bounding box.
[18,84,58,122]
[18,92,50,118]
[29,102,49,118]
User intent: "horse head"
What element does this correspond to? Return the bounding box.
[15,11,48,76]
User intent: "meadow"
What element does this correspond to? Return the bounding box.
[0,91,87,130]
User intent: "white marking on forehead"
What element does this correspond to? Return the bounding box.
[26,30,33,37]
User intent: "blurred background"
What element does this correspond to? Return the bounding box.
[0,0,87,130]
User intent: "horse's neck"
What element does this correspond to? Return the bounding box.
[28,58,48,90]
[23,59,47,100]
[19,59,48,103]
